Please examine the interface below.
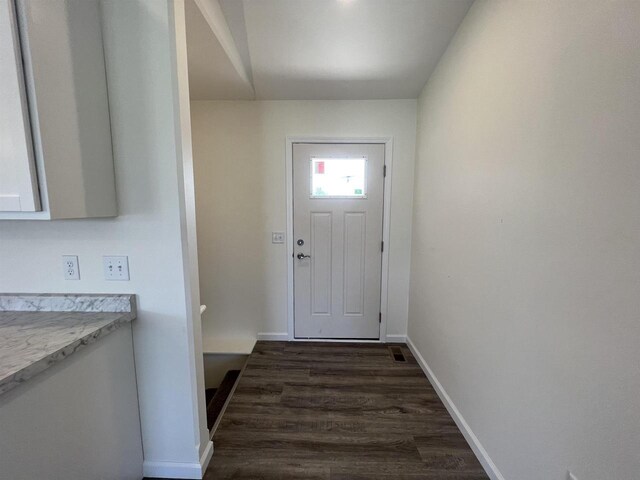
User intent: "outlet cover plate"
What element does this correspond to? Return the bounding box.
[103,256,130,281]
[272,232,285,244]
[62,255,80,280]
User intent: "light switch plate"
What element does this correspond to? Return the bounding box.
[62,255,80,280]
[272,232,285,244]
[103,256,130,281]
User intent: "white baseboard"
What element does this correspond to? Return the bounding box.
[200,440,214,474]
[142,440,214,479]
[385,334,407,343]
[257,332,289,341]
[406,337,505,480]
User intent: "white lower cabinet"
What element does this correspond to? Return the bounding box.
[0,325,143,480]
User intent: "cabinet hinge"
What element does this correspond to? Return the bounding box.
[381,241,384,252]
[379,312,382,324]
[383,165,387,177]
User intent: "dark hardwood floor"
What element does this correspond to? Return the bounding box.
[203,341,488,480]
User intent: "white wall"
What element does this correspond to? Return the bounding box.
[408,2,640,480]
[191,100,417,341]
[0,0,209,475]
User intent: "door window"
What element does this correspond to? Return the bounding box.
[310,157,367,198]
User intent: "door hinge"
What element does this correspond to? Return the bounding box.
[379,312,382,324]
[383,165,387,177]
[381,241,384,252]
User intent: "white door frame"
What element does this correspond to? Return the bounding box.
[285,136,394,342]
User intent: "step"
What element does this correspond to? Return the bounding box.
[205,387,217,406]
[206,369,240,431]
[202,336,256,355]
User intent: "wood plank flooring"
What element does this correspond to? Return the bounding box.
[203,341,488,480]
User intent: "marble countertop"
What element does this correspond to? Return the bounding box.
[0,294,136,395]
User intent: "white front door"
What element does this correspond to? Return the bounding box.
[293,143,385,339]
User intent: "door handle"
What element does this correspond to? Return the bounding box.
[296,253,311,260]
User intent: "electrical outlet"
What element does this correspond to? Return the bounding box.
[568,471,578,480]
[62,255,80,280]
[103,256,130,281]
[272,232,285,244]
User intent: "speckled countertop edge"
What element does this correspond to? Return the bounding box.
[0,293,136,313]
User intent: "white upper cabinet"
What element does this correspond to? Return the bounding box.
[0,0,39,212]
[0,0,117,220]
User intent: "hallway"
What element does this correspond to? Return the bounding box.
[205,341,488,479]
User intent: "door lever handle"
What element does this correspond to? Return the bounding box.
[296,253,311,260]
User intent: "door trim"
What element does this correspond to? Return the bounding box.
[285,136,394,342]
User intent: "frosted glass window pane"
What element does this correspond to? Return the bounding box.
[311,157,366,198]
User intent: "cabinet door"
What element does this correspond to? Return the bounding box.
[0,0,40,212]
